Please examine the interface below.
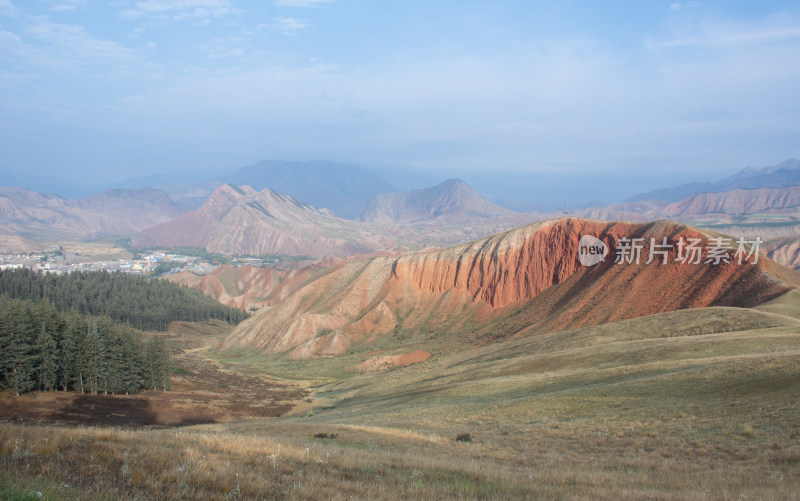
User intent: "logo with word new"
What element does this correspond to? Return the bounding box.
[578,235,608,266]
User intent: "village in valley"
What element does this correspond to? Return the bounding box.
[0,247,211,275]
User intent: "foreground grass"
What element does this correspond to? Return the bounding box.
[1,412,798,500]
[2,306,800,499]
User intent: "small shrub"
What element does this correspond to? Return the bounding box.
[313,432,338,439]
[455,433,472,443]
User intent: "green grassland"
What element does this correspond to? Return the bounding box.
[2,297,800,499]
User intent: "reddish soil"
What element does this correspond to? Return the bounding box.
[223,218,797,359]
[0,323,308,428]
[351,350,431,372]
[168,264,317,311]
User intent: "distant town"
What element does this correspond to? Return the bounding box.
[0,247,282,276]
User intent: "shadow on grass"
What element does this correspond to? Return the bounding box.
[53,395,216,427]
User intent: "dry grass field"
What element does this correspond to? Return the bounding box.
[2,301,800,499]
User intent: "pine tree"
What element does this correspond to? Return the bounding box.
[2,301,36,395]
[35,325,57,391]
[58,312,83,392]
[82,321,107,395]
[98,317,122,394]
[145,335,171,392]
[119,328,144,395]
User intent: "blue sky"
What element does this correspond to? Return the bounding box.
[1,0,799,201]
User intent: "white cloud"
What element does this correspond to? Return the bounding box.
[27,22,138,65]
[275,0,334,7]
[106,23,800,176]
[661,25,800,48]
[0,0,16,17]
[50,0,86,12]
[120,0,240,21]
[270,17,312,35]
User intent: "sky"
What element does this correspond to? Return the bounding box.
[1,0,799,204]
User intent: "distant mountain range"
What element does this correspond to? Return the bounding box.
[228,160,395,220]
[5,157,800,269]
[134,160,395,219]
[628,158,800,202]
[0,187,185,241]
[134,183,393,257]
[361,178,516,224]
[578,185,800,221]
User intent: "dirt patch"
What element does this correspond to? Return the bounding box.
[0,324,309,428]
[351,350,431,372]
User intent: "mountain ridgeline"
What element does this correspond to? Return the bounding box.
[361,178,517,224]
[628,158,800,202]
[134,183,393,257]
[228,160,395,220]
[220,217,795,359]
[0,186,186,241]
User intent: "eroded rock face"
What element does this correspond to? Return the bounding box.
[764,236,800,270]
[392,218,785,309]
[167,264,317,311]
[221,218,796,359]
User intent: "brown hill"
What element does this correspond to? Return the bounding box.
[135,184,394,257]
[166,264,319,311]
[361,179,516,224]
[575,186,800,222]
[0,187,185,241]
[661,186,800,217]
[0,225,41,252]
[764,235,800,270]
[220,217,796,359]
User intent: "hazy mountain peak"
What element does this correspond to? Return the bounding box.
[627,158,800,202]
[227,160,395,219]
[361,178,517,224]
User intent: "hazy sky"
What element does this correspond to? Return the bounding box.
[1,0,799,198]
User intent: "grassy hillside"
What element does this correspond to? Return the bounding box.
[2,303,799,499]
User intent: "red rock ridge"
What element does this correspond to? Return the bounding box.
[393,218,788,310]
[220,217,797,359]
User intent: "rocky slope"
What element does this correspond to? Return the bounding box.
[361,179,517,224]
[167,264,319,311]
[661,186,800,217]
[0,187,185,240]
[576,186,800,220]
[0,225,41,252]
[135,184,394,257]
[221,217,796,359]
[764,236,800,271]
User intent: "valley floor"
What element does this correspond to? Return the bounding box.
[2,300,800,500]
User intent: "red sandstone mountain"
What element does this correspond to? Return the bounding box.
[361,179,516,224]
[220,217,796,359]
[135,184,394,257]
[0,187,185,241]
[167,264,319,311]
